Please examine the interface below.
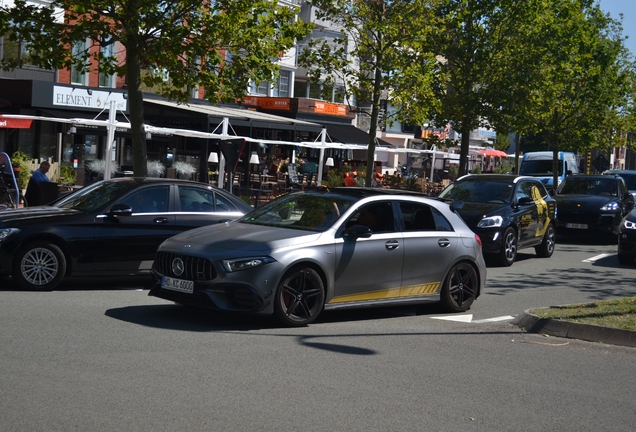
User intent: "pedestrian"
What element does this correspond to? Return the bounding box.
[31,161,51,183]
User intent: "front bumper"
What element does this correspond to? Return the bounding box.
[472,227,505,254]
[556,212,620,235]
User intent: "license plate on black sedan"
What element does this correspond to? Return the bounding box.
[161,276,194,294]
[566,223,588,229]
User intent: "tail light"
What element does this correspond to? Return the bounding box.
[475,234,482,247]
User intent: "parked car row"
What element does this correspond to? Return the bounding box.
[1,171,633,327]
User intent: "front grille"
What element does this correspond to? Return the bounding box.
[155,251,217,281]
[558,212,601,225]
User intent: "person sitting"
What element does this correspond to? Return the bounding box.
[31,161,51,183]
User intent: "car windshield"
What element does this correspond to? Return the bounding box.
[558,178,616,196]
[438,180,514,204]
[240,193,357,232]
[519,160,563,176]
[53,180,140,212]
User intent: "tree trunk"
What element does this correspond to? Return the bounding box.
[458,121,471,177]
[125,38,148,177]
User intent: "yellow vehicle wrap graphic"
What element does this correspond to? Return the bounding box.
[327,282,440,304]
[531,185,551,238]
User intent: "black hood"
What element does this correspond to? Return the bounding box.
[555,194,616,212]
[454,201,511,228]
[0,206,84,226]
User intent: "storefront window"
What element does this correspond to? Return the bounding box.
[99,42,115,87]
[309,83,321,99]
[71,41,88,85]
[294,81,307,98]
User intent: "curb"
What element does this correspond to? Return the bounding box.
[514,309,636,348]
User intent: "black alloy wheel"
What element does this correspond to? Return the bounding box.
[535,223,556,258]
[497,227,517,266]
[13,241,66,290]
[440,262,478,312]
[274,267,325,327]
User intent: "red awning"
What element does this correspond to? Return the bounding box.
[0,115,33,129]
[479,149,508,157]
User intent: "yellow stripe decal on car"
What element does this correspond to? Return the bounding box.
[328,283,440,304]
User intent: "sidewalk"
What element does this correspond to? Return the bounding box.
[514,309,636,348]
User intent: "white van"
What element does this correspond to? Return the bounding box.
[519,151,579,187]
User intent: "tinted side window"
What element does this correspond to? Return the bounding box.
[215,193,238,212]
[345,202,395,233]
[117,186,169,213]
[400,203,452,232]
[178,186,215,212]
[432,207,453,231]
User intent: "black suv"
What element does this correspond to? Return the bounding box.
[555,174,635,238]
[438,174,556,266]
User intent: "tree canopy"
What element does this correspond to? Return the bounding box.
[1,0,311,176]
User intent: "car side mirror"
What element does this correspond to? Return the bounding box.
[548,189,556,197]
[566,170,573,176]
[108,203,133,216]
[517,197,534,206]
[344,224,373,240]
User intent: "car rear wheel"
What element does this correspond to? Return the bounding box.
[13,241,66,290]
[497,227,517,266]
[440,262,478,312]
[535,223,555,258]
[274,267,325,327]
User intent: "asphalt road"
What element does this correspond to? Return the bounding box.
[0,235,634,431]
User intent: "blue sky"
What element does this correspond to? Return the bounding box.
[599,0,636,55]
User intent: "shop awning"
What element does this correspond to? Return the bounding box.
[322,123,392,147]
[0,115,32,129]
[479,149,509,157]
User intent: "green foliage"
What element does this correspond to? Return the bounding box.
[300,0,437,186]
[471,165,482,175]
[11,150,31,190]
[493,161,514,174]
[322,169,344,188]
[1,0,311,177]
[447,164,459,181]
[59,165,77,184]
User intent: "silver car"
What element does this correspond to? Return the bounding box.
[149,188,487,326]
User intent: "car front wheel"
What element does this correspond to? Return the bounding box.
[274,266,325,327]
[13,241,66,290]
[497,227,517,266]
[535,223,555,258]
[440,262,478,312]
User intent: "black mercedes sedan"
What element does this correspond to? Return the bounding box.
[554,174,635,239]
[438,174,556,266]
[0,178,252,290]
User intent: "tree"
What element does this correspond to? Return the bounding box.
[1,0,311,176]
[299,0,437,186]
[519,0,631,185]
[426,0,540,177]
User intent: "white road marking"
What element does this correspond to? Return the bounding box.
[431,314,473,323]
[471,315,515,324]
[582,253,611,263]
[430,314,515,324]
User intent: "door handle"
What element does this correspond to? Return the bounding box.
[385,240,400,250]
[438,238,450,247]
[153,217,170,224]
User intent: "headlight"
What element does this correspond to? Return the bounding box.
[477,215,503,228]
[0,228,21,242]
[221,257,275,272]
[622,219,636,230]
[600,202,619,211]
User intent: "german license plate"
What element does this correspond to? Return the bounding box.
[566,223,588,229]
[161,276,194,294]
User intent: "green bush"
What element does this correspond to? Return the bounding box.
[11,150,31,190]
[471,165,482,174]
